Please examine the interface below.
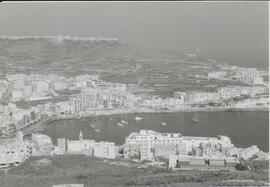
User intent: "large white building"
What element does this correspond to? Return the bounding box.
[234,68,264,85]
[124,130,234,161]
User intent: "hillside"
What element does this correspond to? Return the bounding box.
[0,35,227,97]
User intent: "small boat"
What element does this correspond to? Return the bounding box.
[90,124,97,128]
[135,116,143,121]
[160,122,167,126]
[117,122,124,127]
[192,112,199,123]
[94,129,100,132]
[121,120,128,125]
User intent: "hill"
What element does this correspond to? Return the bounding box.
[0,35,226,97]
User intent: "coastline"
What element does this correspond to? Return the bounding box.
[23,107,269,135]
[87,106,269,117]
[22,105,269,136]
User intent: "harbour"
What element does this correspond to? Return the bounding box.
[44,111,269,152]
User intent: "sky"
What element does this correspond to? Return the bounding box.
[0,1,268,69]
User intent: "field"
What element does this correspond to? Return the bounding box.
[0,155,268,187]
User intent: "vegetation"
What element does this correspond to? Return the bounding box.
[0,155,268,187]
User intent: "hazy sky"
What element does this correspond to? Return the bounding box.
[0,2,268,68]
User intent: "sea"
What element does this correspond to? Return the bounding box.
[44,111,269,152]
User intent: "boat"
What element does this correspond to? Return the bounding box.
[121,120,128,125]
[90,124,97,128]
[117,122,124,127]
[135,116,143,121]
[160,122,167,126]
[94,129,100,132]
[192,112,199,123]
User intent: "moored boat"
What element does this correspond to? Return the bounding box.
[121,120,128,125]
[160,122,167,126]
[135,116,143,121]
[117,122,124,127]
[192,112,199,123]
[90,124,97,128]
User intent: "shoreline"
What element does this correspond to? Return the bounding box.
[85,106,269,117]
[22,106,268,136]
[34,106,270,124]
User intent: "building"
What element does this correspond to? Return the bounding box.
[73,88,126,112]
[168,155,239,171]
[0,131,32,168]
[12,107,41,130]
[53,138,67,155]
[13,79,25,89]
[7,74,27,82]
[0,80,8,93]
[208,71,227,79]
[31,133,54,156]
[35,80,50,94]
[55,101,74,116]
[173,91,185,101]
[153,144,177,159]
[23,85,33,98]
[67,131,96,156]
[218,86,268,100]
[0,114,15,138]
[234,68,264,85]
[11,90,24,101]
[123,130,234,161]
[93,141,117,159]
[53,81,68,91]
[238,145,260,159]
[66,131,117,159]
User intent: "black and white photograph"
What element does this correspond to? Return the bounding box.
[0,1,269,187]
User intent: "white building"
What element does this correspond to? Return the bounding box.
[235,68,264,85]
[6,74,27,82]
[13,79,25,89]
[94,141,117,159]
[31,133,54,156]
[35,80,50,94]
[53,81,68,91]
[208,71,227,79]
[0,132,32,168]
[66,131,117,159]
[238,145,260,159]
[55,101,74,115]
[0,80,9,92]
[11,90,24,101]
[67,131,96,156]
[23,85,33,98]
[124,130,234,161]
